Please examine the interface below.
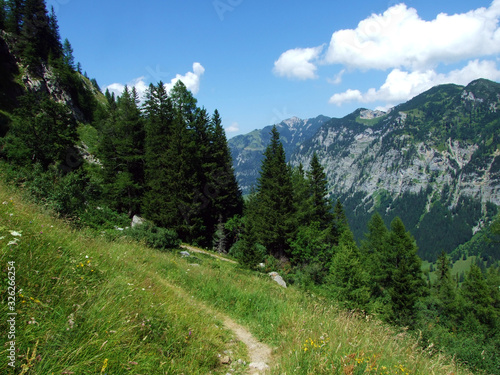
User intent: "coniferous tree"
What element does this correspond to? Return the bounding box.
[330,199,349,246]
[5,0,23,34]
[291,164,311,227]
[47,5,62,58]
[142,82,174,226]
[208,109,244,251]
[460,265,496,328]
[328,229,370,310]
[386,217,426,326]
[361,212,390,299]
[19,0,53,68]
[1,93,77,169]
[62,38,75,69]
[307,152,332,229]
[434,251,458,322]
[249,126,296,258]
[98,86,144,217]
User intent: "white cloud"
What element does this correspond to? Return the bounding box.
[103,62,205,100]
[327,69,346,85]
[164,62,205,94]
[226,122,240,133]
[324,1,500,70]
[329,60,500,106]
[273,46,324,80]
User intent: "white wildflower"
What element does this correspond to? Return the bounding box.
[10,231,22,237]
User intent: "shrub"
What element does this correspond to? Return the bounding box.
[124,221,180,251]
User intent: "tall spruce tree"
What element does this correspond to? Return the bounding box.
[307,152,332,229]
[207,109,244,251]
[328,229,370,310]
[142,82,174,226]
[361,212,390,298]
[98,86,145,217]
[250,126,296,258]
[19,0,53,68]
[330,199,349,246]
[5,0,23,34]
[386,217,426,326]
[2,92,77,169]
[62,38,75,69]
[434,251,458,322]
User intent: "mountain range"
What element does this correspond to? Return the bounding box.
[228,79,500,262]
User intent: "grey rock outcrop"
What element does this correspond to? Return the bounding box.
[268,272,286,288]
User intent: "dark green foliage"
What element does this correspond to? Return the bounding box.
[361,212,389,299]
[307,152,332,229]
[98,86,144,218]
[330,199,349,246]
[1,92,77,169]
[433,252,458,323]
[248,126,296,258]
[328,230,370,310]
[385,217,426,326]
[62,38,75,69]
[124,221,180,251]
[5,0,23,34]
[19,0,59,70]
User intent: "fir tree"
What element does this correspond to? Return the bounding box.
[98,86,145,217]
[328,229,370,310]
[142,82,174,226]
[19,0,53,68]
[307,152,332,229]
[47,5,62,58]
[434,251,458,322]
[330,199,349,246]
[207,109,244,251]
[361,212,390,298]
[250,126,296,258]
[5,0,23,34]
[291,164,311,227]
[386,217,425,326]
[2,93,77,169]
[460,265,496,328]
[62,38,75,69]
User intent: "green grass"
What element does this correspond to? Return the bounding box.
[0,181,473,374]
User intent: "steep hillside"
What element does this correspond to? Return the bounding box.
[228,115,330,193]
[0,180,473,374]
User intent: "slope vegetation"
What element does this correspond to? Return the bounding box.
[0,181,471,374]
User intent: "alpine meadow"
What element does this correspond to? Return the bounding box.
[1,1,500,375]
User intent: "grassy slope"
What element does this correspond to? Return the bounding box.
[0,181,472,374]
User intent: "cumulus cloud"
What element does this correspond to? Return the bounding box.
[324,1,500,70]
[103,62,205,100]
[329,60,500,106]
[226,122,240,133]
[273,46,324,80]
[164,62,205,94]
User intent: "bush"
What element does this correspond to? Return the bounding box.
[124,221,180,251]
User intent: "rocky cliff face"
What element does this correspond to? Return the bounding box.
[293,80,500,208]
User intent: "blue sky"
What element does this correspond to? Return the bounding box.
[51,0,500,137]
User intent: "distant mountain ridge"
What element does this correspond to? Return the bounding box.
[229,79,500,262]
[228,115,330,193]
